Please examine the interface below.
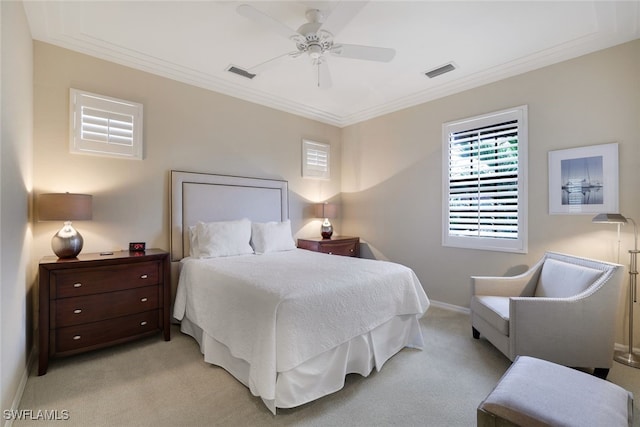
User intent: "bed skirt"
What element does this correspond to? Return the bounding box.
[179,313,425,414]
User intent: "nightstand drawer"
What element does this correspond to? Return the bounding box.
[55,285,160,327]
[53,261,160,298]
[318,242,358,256]
[297,236,360,257]
[55,310,160,353]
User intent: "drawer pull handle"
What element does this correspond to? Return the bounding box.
[140,321,147,326]
[140,274,148,279]
[73,309,82,314]
[73,283,82,288]
[73,335,81,340]
[141,297,148,302]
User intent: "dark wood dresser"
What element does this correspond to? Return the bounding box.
[38,249,170,375]
[297,236,360,257]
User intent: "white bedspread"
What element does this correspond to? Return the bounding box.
[173,249,429,403]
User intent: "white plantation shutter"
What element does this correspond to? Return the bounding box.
[443,106,528,253]
[81,107,134,146]
[306,145,328,171]
[70,89,143,159]
[302,139,330,179]
[449,121,519,238]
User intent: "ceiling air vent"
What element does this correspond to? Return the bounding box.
[424,63,456,79]
[226,65,256,80]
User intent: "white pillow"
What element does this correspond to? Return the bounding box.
[188,225,199,257]
[251,220,296,254]
[195,218,253,258]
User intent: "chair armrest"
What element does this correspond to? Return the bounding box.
[471,259,543,297]
[509,290,618,366]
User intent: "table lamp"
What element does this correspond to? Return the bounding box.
[38,193,93,258]
[315,202,337,239]
[593,212,639,368]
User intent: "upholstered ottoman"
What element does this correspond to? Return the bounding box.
[478,356,633,427]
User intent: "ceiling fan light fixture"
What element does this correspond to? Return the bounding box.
[308,44,323,59]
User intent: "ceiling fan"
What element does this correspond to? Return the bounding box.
[235,2,396,89]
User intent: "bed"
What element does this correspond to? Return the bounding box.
[170,171,430,414]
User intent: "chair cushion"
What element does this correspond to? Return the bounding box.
[535,258,603,298]
[479,356,633,427]
[470,296,510,335]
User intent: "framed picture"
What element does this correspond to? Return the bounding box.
[548,142,618,215]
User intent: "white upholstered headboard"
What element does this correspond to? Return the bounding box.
[170,170,289,261]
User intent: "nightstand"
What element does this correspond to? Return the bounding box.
[297,236,360,257]
[38,249,170,375]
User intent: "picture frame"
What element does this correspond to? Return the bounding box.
[548,142,618,215]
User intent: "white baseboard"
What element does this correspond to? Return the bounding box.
[3,347,35,427]
[614,342,640,354]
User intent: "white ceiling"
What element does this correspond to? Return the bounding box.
[24,1,640,127]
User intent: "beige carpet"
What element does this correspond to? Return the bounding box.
[16,307,640,426]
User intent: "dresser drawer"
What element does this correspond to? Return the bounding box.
[55,309,160,353]
[53,261,160,298]
[54,285,159,328]
[318,241,358,256]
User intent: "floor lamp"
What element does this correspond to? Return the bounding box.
[593,213,640,368]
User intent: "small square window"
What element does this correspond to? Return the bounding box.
[69,88,143,160]
[302,139,330,180]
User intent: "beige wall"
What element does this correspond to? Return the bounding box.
[1,0,34,415]
[341,40,640,341]
[22,24,640,396]
[32,42,342,264]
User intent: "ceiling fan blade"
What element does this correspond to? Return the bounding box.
[248,51,301,74]
[330,44,395,62]
[319,1,367,37]
[236,4,301,40]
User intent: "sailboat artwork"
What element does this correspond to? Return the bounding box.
[549,142,617,215]
[560,155,604,205]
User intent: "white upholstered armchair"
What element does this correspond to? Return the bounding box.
[470,252,624,379]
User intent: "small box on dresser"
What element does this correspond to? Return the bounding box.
[297,236,360,257]
[38,249,170,375]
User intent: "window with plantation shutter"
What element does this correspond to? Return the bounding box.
[302,139,330,179]
[69,89,143,159]
[442,106,528,253]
